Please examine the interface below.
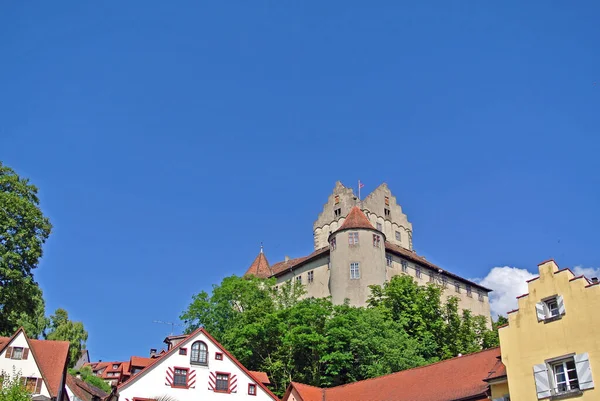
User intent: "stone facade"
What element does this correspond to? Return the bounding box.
[246,182,491,323]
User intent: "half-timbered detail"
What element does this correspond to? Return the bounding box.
[117,327,278,401]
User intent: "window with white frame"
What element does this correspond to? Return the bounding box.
[191,341,208,365]
[350,262,360,279]
[11,347,24,360]
[536,295,565,322]
[386,254,393,267]
[373,234,381,247]
[308,271,314,283]
[348,232,359,245]
[533,353,594,398]
[295,275,302,284]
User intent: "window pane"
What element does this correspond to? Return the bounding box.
[216,374,229,391]
[174,369,187,386]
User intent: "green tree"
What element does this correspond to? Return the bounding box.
[0,373,32,401]
[0,162,52,337]
[46,309,88,368]
[68,366,111,393]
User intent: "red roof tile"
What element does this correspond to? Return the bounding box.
[245,250,272,278]
[287,348,502,401]
[287,382,324,401]
[66,375,108,401]
[249,370,271,385]
[130,356,152,368]
[337,207,375,231]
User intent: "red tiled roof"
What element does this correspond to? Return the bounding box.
[270,247,329,277]
[384,241,492,292]
[337,207,375,231]
[28,338,70,397]
[484,357,507,381]
[249,371,271,385]
[66,375,108,401]
[130,356,152,368]
[245,251,272,278]
[287,348,502,401]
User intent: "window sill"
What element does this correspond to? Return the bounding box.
[214,390,232,394]
[550,389,583,400]
[190,361,209,367]
[543,315,563,324]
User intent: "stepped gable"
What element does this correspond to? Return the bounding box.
[285,347,503,401]
[336,206,376,231]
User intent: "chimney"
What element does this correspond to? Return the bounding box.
[285,256,290,262]
[150,349,157,358]
[592,277,598,284]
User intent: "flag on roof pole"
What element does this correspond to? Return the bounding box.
[358,180,364,200]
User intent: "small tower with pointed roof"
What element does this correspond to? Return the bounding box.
[244,245,272,278]
[328,206,387,306]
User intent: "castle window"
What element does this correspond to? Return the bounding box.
[429,273,435,283]
[173,368,188,387]
[377,223,382,231]
[334,208,342,218]
[534,353,594,397]
[395,231,401,241]
[415,267,422,279]
[308,271,314,283]
[330,237,337,250]
[350,262,360,279]
[441,276,448,288]
[466,285,472,297]
[401,260,408,273]
[536,296,565,322]
[295,275,302,284]
[478,293,484,302]
[454,282,461,293]
[179,348,187,356]
[191,341,208,365]
[384,208,391,218]
[373,234,381,247]
[386,254,393,267]
[248,383,257,395]
[349,232,359,245]
[215,352,223,360]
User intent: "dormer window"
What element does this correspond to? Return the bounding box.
[536,296,565,322]
[113,364,119,369]
[11,347,24,360]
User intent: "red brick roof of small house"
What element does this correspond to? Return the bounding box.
[285,347,503,401]
[0,328,70,398]
[66,374,108,401]
[249,370,271,385]
[336,206,376,231]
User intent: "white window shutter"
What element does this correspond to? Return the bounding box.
[533,363,552,399]
[575,353,594,390]
[557,295,566,315]
[536,302,546,322]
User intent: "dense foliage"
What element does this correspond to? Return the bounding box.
[182,274,502,396]
[0,162,52,336]
[46,308,89,367]
[69,366,112,392]
[0,373,32,401]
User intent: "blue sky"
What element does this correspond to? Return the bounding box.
[1,1,599,361]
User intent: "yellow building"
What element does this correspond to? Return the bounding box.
[498,259,599,400]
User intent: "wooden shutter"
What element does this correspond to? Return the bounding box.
[4,347,12,359]
[35,378,42,394]
[575,353,594,390]
[557,295,566,315]
[22,348,29,360]
[535,302,546,322]
[533,363,551,399]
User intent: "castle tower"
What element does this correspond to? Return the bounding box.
[328,206,387,306]
[244,245,271,278]
[313,182,413,251]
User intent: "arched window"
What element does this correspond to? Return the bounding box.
[190,341,208,365]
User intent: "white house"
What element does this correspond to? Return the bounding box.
[0,327,70,399]
[116,328,279,401]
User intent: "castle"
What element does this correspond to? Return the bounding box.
[245,182,491,319]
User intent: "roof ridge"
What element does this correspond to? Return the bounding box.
[321,347,501,392]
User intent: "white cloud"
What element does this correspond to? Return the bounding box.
[477,266,536,318]
[573,266,600,280]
